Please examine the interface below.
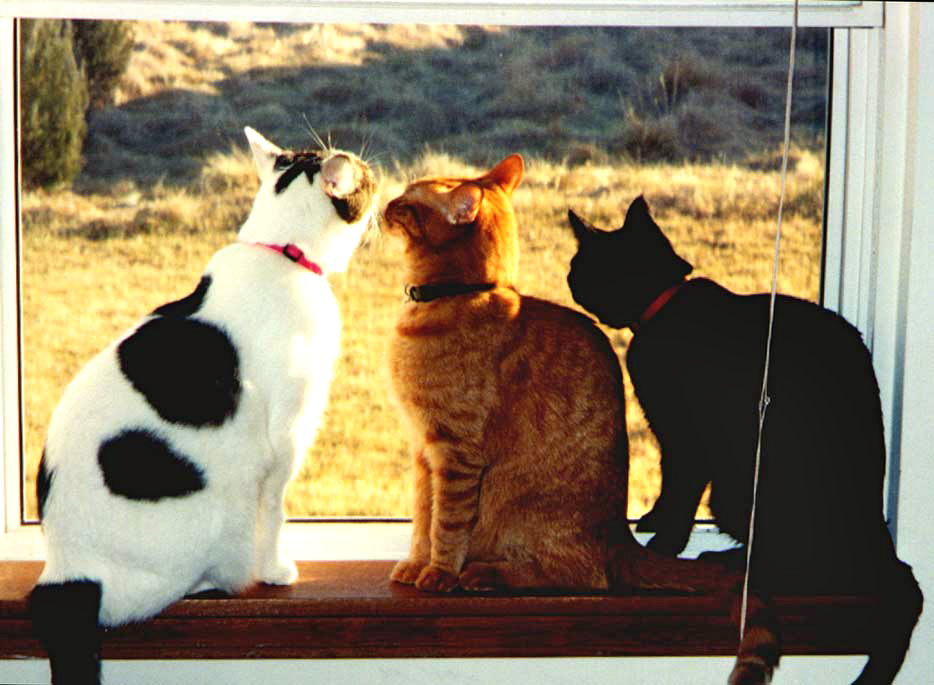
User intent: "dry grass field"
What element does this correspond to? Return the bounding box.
[20,21,827,520]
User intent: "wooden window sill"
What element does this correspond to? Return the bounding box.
[0,560,878,660]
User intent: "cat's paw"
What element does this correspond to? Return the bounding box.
[459,562,502,592]
[635,510,660,532]
[646,532,687,557]
[415,565,459,593]
[258,559,299,586]
[390,558,428,585]
[697,547,747,571]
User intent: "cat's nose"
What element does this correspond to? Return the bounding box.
[321,154,356,198]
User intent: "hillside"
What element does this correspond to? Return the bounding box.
[21,21,828,519]
[78,22,827,189]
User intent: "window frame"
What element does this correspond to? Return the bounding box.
[0,1,885,28]
[3,2,933,683]
[0,0,876,549]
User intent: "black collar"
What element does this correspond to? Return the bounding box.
[405,282,496,303]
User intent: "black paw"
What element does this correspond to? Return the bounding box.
[635,511,659,532]
[697,547,747,571]
[646,533,687,557]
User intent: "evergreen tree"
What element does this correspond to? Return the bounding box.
[20,19,89,189]
[72,20,134,109]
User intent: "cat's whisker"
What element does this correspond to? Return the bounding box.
[363,150,388,167]
[301,114,330,155]
[360,210,383,248]
[358,131,383,167]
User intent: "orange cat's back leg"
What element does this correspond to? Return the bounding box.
[458,556,607,593]
[459,527,612,593]
[459,560,549,592]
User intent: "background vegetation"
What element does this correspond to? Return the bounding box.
[20,19,133,189]
[21,21,828,520]
[20,19,88,189]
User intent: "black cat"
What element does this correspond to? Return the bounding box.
[566,196,922,685]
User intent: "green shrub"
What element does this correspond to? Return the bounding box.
[20,19,89,189]
[72,20,134,109]
[613,106,681,163]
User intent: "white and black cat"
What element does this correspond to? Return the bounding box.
[566,196,922,685]
[30,127,376,685]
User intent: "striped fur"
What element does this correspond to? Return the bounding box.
[382,156,779,684]
[384,154,629,593]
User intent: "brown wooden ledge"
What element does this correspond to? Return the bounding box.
[0,560,878,660]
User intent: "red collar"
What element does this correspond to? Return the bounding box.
[245,242,323,275]
[631,280,685,332]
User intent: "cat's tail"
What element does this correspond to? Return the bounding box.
[608,529,737,593]
[608,538,780,685]
[850,559,922,685]
[29,580,103,685]
[727,593,781,685]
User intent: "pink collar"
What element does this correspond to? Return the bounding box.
[244,242,323,275]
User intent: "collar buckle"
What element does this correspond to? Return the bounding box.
[282,244,304,263]
[242,241,323,275]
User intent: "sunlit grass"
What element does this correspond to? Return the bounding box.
[21,150,822,520]
[20,20,826,521]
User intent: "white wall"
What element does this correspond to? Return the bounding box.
[888,3,934,684]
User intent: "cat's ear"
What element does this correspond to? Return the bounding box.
[486,154,524,195]
[625,195,695,277]
[622,195,666,238]
[443,184,484,225]
[568,209,600,244]
[624,195,654,226]
[244,127,283,176]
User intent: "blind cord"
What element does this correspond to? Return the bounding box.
[739,0,799,641]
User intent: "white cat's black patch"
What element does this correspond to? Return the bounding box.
[117,317,241,426]
[152,276,212,318]
[330,192,372,224]
[98,429,205,501]
[37,449,53,520]
[274,152,322,195]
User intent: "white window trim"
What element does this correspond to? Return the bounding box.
[0,17,20,550]
[3,2,933,683]
[0,1,884,28]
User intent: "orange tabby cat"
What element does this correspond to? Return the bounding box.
[382,155,776,685]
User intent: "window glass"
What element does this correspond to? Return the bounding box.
[20,20,828,521]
